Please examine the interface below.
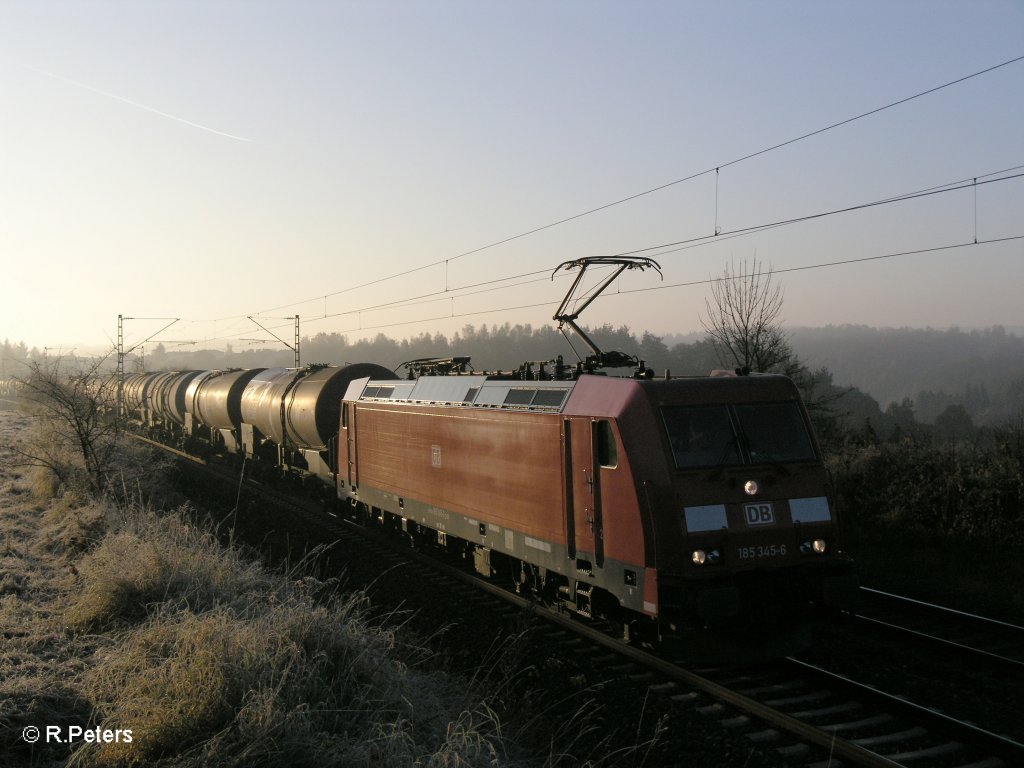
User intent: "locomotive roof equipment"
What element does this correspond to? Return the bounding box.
[552,256,662,376]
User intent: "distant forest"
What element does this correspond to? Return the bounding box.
[4,323,1024,430]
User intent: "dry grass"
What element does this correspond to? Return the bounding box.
[66,502,512,767]
[1,413,97,766]
[75,599,505,767]
[63,506,276,632]
[0,410,519,768]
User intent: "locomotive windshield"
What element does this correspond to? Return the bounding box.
[662,401,816,470]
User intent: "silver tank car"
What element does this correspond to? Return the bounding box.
[155,371,204,426]
[241,363,395,450]
[143,372,178,425]
[122,372,152,413]
[188,368,267,431]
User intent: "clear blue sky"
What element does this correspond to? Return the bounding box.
[1,1,1022,355]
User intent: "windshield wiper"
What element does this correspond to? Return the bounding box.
[747,450,792,476]
[706,433,744,480]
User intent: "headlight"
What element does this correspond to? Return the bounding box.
[692,548,721,566]
[800,539,828,555]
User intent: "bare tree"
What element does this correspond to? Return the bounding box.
[701,257,794,374]
[13,353,123,496]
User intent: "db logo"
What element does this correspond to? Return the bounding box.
[744,502,775,526]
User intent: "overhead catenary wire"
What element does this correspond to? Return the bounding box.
[622,235,1024,298]
[655,164,1024,258]
[609,171,1024,260]
[199,234,1024,344]
[305,235,1024,338]
[237,54,1024,321]
[188,167,1024,346]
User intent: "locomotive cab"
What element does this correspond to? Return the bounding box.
[632,374,858,651]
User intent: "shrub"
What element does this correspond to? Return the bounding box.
[829,436,1024,545]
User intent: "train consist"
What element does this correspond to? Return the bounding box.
[0,378,21,399]
[10,261,857,653]
[99,349,857,653]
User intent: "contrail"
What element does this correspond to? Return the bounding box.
[24,64,253,142]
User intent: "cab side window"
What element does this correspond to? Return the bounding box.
[596,420,618,468]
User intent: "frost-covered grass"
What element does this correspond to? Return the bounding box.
[0,410,517,767]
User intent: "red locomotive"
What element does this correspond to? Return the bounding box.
[336,365,857,651]
[331,257,856,652]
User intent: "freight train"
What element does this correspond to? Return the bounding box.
[94,347,857,656]
[11,259,858,655]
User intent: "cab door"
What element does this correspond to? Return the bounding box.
[564,417,603,568]
[344,403,357,490]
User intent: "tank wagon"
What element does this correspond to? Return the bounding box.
[337,370,857,650]
[237,363,396,483]
[184,368,266,454]
[123,364,394,484]
[0,377,23,399]
[122,372,151,413]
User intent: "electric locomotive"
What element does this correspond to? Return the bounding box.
[333,257,856,653]
[336,364,856,651]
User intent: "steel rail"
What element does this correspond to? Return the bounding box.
[854,613,1024,672]
[785,656,1024,765]
[856,586,1024,671]
[860,587,1024,633]
[340,520,904,768]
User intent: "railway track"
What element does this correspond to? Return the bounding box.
[382,548,1024,766]
[148,437,1024,767]
[852,587,1024,672]
[556,625,1024,767]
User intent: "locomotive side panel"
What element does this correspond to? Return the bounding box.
[351,404,567,545]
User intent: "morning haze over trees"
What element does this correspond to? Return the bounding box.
[5,319,1024,432]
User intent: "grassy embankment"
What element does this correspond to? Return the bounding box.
[0,407,523,767]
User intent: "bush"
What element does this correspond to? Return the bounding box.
[829,434,1024,545]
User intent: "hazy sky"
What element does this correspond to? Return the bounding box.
[1,1,1022,357]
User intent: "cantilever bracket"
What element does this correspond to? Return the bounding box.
[551,256,662,362]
